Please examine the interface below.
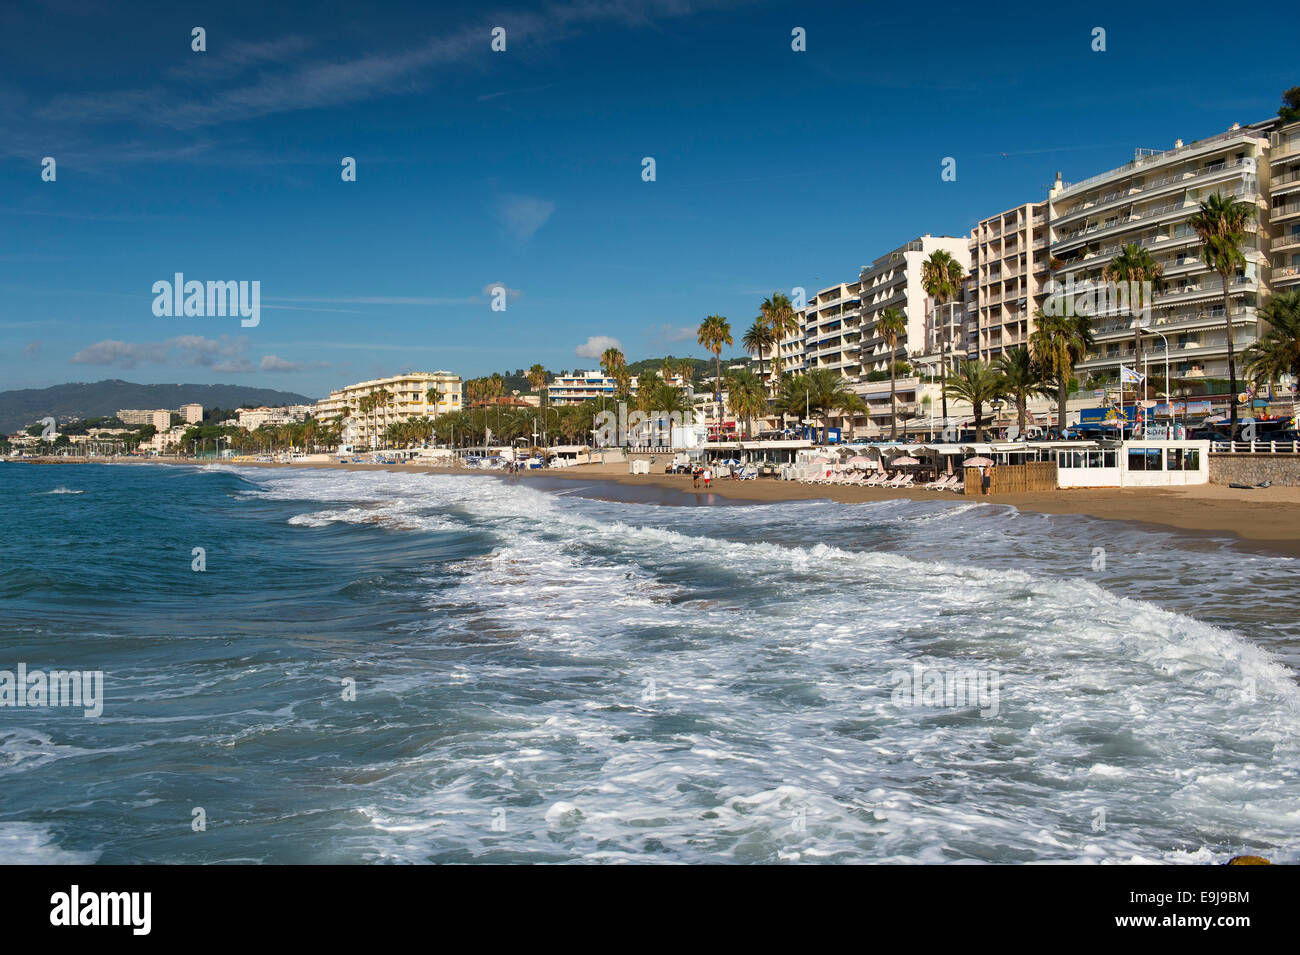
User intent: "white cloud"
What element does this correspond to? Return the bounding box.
[170,334,248,367]
[213,359,254,374]
[260,355,302,372]
[70,339,169,369]
[576,335,622,359]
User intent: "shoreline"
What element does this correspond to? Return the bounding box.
[13,455,1300,558]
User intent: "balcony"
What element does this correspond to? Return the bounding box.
[1273,199,1300,222]
[1271,137,1300,163]
[1053,158,1256,228]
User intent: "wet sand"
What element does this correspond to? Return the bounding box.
[238,458,1300,558]
[20,456,1300,558]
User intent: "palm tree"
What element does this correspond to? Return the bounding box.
[774,368,859,444]
[725,368,768,439]
[996,347,1052,437]
[372,389,392,448]
[1243,291,1300,392]
[1029,311,1094,431]
[1188,192,1256,437]
[526,364,548,395]
[943,359,1005,442]
[876,306,908,440]
[697,314,733,423]
[764,292,799,386]
[742,318,774,380]
[920,249,965,422]
[1103,242,1165,396]
[600,346,625,380]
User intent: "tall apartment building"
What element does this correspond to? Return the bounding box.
[968,201,1051,362]
[116,409,174,431]
[1268,118,1300,292]
[179,403,204,424]
[547,371,639,406]
[314,371,462,448]
[1049,123,1271,383]
[801,282,862,378]
[858,235,971,435]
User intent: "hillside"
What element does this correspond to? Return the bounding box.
[0,380,315,433]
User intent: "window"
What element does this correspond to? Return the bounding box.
[1128,448,1163,471]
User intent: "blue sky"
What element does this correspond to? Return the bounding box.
[1,0,1295,399]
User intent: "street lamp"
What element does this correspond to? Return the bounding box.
[990,398,1003,440]
[1136,319,1170,436]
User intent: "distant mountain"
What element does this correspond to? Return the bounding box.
[0,380,316,433]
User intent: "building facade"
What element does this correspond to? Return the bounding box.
[968,201,1051,362]
[547,371,639,406]
[1049,124,1272,384]
[1268,118,1300,293]
[314,371,462,448]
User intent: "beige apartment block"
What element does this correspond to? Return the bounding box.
[968,202,1051,361]
[1049,123,1272,384]
[1268,118,1300,292]
[858,235,970,436]
[315,371,463,448]
[180,403,204,424]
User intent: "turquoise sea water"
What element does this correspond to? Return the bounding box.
[1,461,1298,863]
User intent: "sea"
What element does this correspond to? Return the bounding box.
[1,461,1298,864]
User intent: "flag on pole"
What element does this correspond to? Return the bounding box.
[1120,365,1145,384]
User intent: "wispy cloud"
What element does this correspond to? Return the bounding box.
[267,295,477,306]
[68,334,314,373]
[493,194,556,243]
[647,323,696,345]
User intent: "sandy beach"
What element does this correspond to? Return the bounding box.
[85,455,1296,558]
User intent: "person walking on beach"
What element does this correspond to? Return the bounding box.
[703,467,712,489]
[693,467,700,490]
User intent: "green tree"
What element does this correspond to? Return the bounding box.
[774,369,859,444]
[876,307,908,439]
[1103,242,1166,394]
[725,368,768,439]
[697,314,733,422]
[996,347,1052,437]
[1243,291,1300,390]
[1030,311,1094,431]
[1188,192,1256,436]
[943,359,1006,442]
[1280,86,1300,124]
[920,250,965,422]
[742,318,774,380]
[763,292,798,384]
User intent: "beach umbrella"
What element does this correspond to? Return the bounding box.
[847,455,871,468]
[811,456,830,465]
[890,455,920,466]
[963,456,994,467]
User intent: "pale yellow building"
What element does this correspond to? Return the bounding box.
[314,371,463,448]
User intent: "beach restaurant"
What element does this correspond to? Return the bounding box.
[785,439,1210,490]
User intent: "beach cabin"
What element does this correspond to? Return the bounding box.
[1053,440,1209,488]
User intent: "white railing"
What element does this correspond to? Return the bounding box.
[1211,440,1300,453]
